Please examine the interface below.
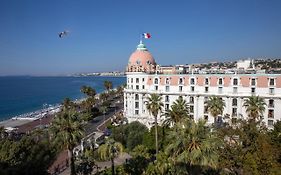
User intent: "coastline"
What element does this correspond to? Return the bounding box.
[0,88,117,131]
[0,104,61,130]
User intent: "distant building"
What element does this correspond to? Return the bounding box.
[124,42,281,129]
[236,59,252,70]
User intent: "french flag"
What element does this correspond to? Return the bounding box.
[143,33,151,39]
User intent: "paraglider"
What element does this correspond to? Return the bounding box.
[58,30,69,38]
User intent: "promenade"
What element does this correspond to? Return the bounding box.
[48,96,127,175]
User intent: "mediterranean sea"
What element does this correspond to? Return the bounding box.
[0,76,126,121]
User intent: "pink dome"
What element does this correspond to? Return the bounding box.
[128,50,156,66]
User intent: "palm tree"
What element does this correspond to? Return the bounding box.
[81,86,96,97]
[98,139,123,175]
[116,86,123,96]
[104,81,113,92]
[166,119,221,174]
[49,109,84,175]
[243,96,266,120]
[146,93,163,155]
[0,126,5,139]
[205,96,225,125]
[163,96,189,127]
[62,97,75,111]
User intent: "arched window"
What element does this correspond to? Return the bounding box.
[233,78,238,85]
[154,78,159,84]
[269,99,274,108]
[179,78,183,84]
[232,98,237,106]
[165,78,170,84]
[135,94,139,100]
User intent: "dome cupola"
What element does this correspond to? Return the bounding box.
[126,41,156,73]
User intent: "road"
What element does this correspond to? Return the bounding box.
[49,96,125,175]
[84,97,124,135]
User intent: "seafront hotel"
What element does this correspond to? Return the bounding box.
[124,42,281,128]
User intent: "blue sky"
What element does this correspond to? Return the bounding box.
[0,0,281,76]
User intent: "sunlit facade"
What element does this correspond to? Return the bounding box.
[124,42,281,128]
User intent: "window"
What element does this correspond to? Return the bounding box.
[142,78,145,82]
[251,78,256,86]
[233,87,238,93]
[205,78,209,85]
[232,108,237,116]
[135,102,139,108]
[154,78,159,84]
[165,95,169,102]
[131,78,133,83]
[268,120,274,126]
[135,110,139,115]
[218,87,223,93]
[204,106,208,114]
[136,78,139,83]
[131,85,133,89]
[179,86,183,92]
[205,87,209,92]
[165,104,169,111]
[155,86,158,91]
[165,86,170,92]
[165,78,170,84]
[269,78,275,86]
[190,106,194,113]
[191,86,195,92]
[179,78,183,85]
[232,98,237,106]
[190,115,194,119]
[190,78,195,85]
[135,94,139,100]
[269,99,274,108]
[142,85,145,89]
[269,88,275,94]
[251,87,255,93]
[136,85,139,90]
[218,78,223,85]
[204,115,208,120]
[190,97,194,103]
[268,109,274,118]
[233,78,238,85]
[204,96,208,102]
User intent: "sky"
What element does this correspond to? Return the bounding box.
[1,0,281,76]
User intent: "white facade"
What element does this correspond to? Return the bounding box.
[237,59,251,70]
[124,43,281,129]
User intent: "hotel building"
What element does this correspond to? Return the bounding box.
[124,42,281,128]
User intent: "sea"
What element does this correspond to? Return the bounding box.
[0,76,126,121]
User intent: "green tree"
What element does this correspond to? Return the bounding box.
[62,97,76,111]
[243,96,266,120]
[104,81,113,92]
[270,121,281,163]
[145,93,163,156]
[99,92,109,103]
[49,109,84,175]
[0,127,5,139]
[166,119,221,174]
[81,86,96,98]
[111,121,148,151]
[98,139,123,175]
[163,96,189,127]
[0,135,55,175]
[123,145,151,175]
[205,96,225,125]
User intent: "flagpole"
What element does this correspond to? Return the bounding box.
[140,33,142,44]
